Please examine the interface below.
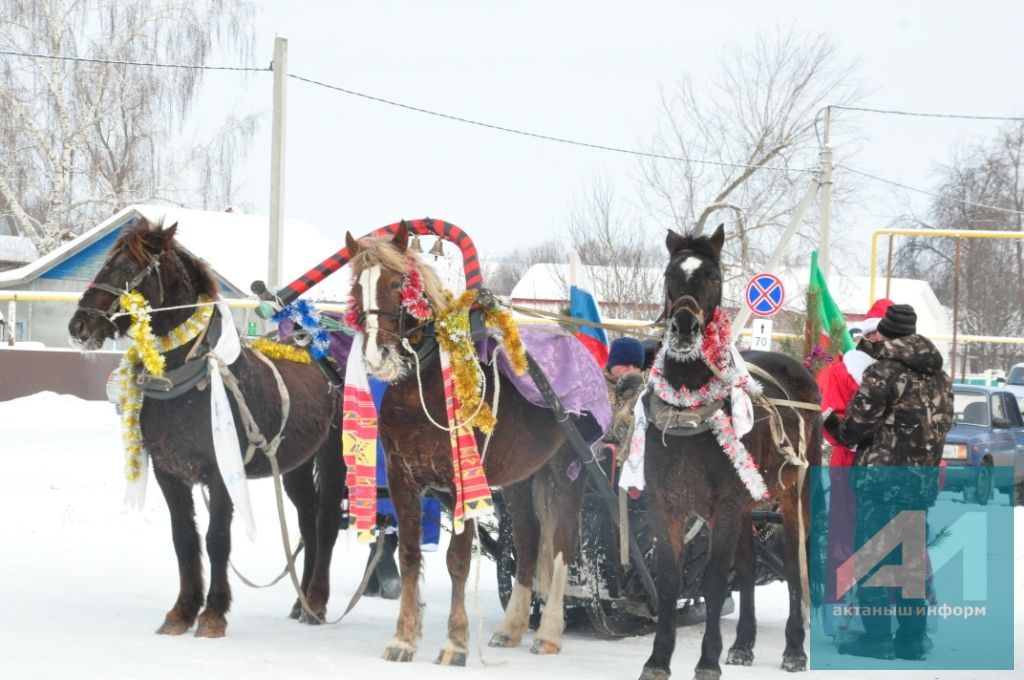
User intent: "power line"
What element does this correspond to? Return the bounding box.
[837,163,1024,216]
[831,104,1024,123]
[287,73,820,174]
[0,48,270,72]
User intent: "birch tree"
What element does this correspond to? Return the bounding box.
[0,0,258,253]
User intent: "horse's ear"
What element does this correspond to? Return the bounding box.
[345,231,360,256]
[708,223,725,260]
[147,222,177,252]
[161,222,178,245]
[666,229,685,255]
[392,221,410,252]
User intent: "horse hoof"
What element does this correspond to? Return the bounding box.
[383,645,415,663]
[693,668,721,680]
[725,647,754,666]
[435,649,467,666]
[530,638,561,655]
[288,601,302,620]
[489,633,521,648]
[194,621,226,638]
[781,652,807,673]
[194,610,226,638]
[155,620,191,636]
[639,667,670,680]
[298,609,325,625]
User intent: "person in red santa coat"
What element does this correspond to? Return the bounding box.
[817,298,892,642]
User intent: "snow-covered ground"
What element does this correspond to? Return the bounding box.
[0,392,1019,679]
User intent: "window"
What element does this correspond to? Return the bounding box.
[1007,366,1024,386]
[954,392,990,426]
[991,394,1007,423]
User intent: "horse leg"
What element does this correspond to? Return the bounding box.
[195,474,233,638]
[532,452,587,655]
[153,467,205,635]
[489,480,540,649]
[282,459,320,621]
[725,510,757,666]
[383,475,424,662]
[302,431,346,623]
[780,473,809,672]
[694,503,743,680]
[640,517,684,680]
[436,518,475,666]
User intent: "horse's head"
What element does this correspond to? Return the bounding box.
[346,222,445,382]
[662,223,725,361]
[68,218,217,349]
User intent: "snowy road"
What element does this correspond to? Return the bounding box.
[1,393,1019,679]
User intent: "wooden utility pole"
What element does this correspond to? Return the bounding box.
[268,36,288,290]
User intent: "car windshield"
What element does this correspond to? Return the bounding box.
[1007,366,1024,385]
[954,392,990,426]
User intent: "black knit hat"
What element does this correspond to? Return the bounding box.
[877,303,917,339]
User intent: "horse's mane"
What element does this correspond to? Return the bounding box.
[349,237,449,308]
[667,230,722,266]
[114,220,219,298]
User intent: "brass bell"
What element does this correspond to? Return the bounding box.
[428,238,445,259]
[410,235,423,253]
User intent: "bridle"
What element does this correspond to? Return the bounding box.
[665,294,705,327]
[77,252,164,328]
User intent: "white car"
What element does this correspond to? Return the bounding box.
[1002,363,1024,413]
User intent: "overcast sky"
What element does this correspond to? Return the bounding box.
[210,1,1024,277]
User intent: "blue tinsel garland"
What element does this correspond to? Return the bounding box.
[272,299,332,361]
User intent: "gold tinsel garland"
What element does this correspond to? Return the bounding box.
[434,289,496,434]
[251,337,312,364]
[483,305,527,375]
[117,294,214,481]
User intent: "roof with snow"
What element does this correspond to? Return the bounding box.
[0,235,39,265]
[0,205,350,301]
[510,262,949,336]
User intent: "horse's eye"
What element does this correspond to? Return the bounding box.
[390,280,402,291]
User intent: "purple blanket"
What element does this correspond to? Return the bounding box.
[278,317,609,433]
[478,325,611,433]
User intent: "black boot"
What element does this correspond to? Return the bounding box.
[364,543,382,597]
[375,532,401,600]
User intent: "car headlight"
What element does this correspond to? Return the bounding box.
[943,443,968,460]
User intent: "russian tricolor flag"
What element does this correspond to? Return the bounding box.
[569,283,609,368]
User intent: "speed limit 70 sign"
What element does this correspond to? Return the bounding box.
[750,318,773,351]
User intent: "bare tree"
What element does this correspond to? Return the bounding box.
[0,0,258,254]
[566,177,663,320]
[639,27,867,278]
[894,121,1024,370]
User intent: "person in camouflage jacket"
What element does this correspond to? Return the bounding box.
[822,303,953,661]
[824,304,953,469]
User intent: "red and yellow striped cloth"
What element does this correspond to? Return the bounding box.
[441,350,494,534]
[342,333,378,542]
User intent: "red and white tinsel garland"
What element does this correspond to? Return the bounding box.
[647,308,768,501]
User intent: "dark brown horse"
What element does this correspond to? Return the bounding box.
[345,225,603,665]
[68,219,346,637]
[639,225,821,680]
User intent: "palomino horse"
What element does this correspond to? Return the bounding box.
[639,225,821,680]
[68,219,346,637]
[345,225,605,665]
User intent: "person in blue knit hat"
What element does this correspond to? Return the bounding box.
[605,336,646,382]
